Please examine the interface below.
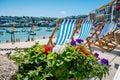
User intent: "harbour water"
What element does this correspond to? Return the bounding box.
[0,26,57,43]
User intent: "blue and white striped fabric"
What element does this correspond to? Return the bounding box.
[98,22,110,38]
[98,22,116,38]
[55,19,77,45]
[78,20,93,40]
[106,22,116,34]
[92,21,115,41]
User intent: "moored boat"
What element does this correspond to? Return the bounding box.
[0,31,4,35]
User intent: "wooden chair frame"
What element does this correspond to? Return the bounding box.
[47,19,83,45]
[86,20,117,52]
[71,19,84,40]
[47,18,62,45]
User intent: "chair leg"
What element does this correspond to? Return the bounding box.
[94,42,117,52]
[98,39,117,48]
[86,38,92,52]
[47,19,62,45]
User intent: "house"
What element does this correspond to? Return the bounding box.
[96,1,114,22]
[94,0,120,23]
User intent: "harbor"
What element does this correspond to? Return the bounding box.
[0,26,57,43]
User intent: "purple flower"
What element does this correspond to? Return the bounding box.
[70,40,76,46]
[76,39,84,43]
[94,52,99,58]
[52,46,55,51]
[117,24,120,28]
[100,58,109,65]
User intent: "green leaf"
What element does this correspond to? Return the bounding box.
[47,53,54,59]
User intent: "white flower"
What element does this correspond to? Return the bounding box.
[65,39,71,44]
[52,45,66,54]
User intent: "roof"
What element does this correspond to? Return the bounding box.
[97,1,114,11]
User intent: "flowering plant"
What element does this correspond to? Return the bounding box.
[9,39,109,80]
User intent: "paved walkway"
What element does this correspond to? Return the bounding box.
[93,46,120,80]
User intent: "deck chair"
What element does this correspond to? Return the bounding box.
[72,20,94,41]
[101,22,117,43]
[47,18,83,45]
[87,21,117,52]
[77,20,94,41]
[69,20,106,54]
[72,20,106,49]
[96,21,117,49]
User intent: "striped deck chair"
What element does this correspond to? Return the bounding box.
[106,22,116,33]
[72,20,94,41]
[87,21,117,52]
[77,20,93,41]
[47,18,83,45]
[101,22,117,42]
[71,20,106,53]
[96,21,117,47]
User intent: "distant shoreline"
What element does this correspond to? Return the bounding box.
[0,25,55,28]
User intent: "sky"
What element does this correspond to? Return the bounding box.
[0,0,112,18]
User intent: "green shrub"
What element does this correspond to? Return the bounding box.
[9,39,109,80]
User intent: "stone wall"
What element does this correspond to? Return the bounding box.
[0,55,18,80]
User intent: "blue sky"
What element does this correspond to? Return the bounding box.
[0,0,112,18]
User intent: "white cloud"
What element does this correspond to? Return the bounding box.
[59,11,66,14]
